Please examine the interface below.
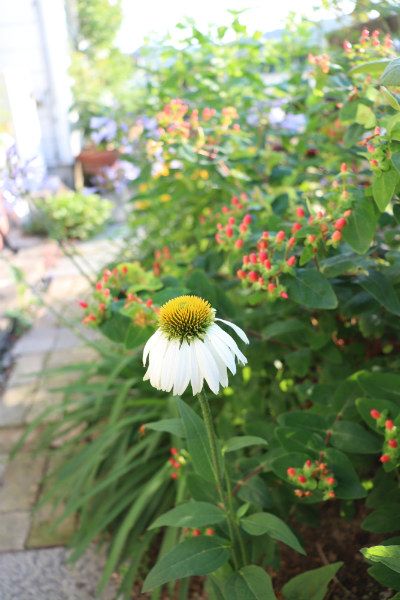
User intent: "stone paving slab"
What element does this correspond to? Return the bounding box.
[0,454,47,512]
[12,326,59,356]
[5,353,48,389]
[0,547,120,600]
[0,512,31,551]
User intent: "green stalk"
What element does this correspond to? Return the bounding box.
[197,392,242,570]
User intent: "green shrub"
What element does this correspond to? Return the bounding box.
[35,191,112,240]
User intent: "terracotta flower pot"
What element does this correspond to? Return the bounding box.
[76,148,119,176]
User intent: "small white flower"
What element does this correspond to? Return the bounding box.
[143,295,249,396]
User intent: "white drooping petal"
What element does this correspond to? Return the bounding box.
[205,338,229,388]
[209,323,248,365]
[215,318,249,344]
[173,340,191,396]
[194,339,220,394]
[206,330,236,375]
[144,331,169,389]
[161,339,180,392]
[143,330,161,366]
[189,343,203,395]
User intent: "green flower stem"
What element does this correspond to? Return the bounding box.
[224,462,248,566]
[197,392,242,570]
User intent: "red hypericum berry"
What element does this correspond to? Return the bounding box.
[222,206,229,213]
[237,269,246,279]
[243,214,252,225]
[258,240,268,250]
[146,299,153,308]
[205,528,215,536]
[335,218,347,230]
[235,239,244,249]
[98,302,106,312]
[192,529,201,537]
[288,237,296,248]
[249,253,258,264]
[380,454,391,463]
[296,207,305,218]
[95,282,103,290]
[248,271,258,282]
[326,477,336,486]
[305,459,312,468]
[343,40,352,52]
[243,255,249,265]
[121,265,128,275]
[308,234,317,244]
[292,222,302,233]
[262,231,269,239]
[239,223,248,233]
[258,251,268,262]
[370,159,379,167]
[340,162,347,173]
[374,127,381,136]
[367,143,375,153]
[344,209,352,217]
[170,472,178,479]
[280,291,289,299]
[386,419,395,431]
[215,233,222,244]
[170,448,178,456]
[216,222,223,230]
[226,226,234,238]
[298,475,307,484]
[78,300,88,309]
[287,256,296,267]
[264,259,271,270]
[231,195,239,205]
[328,490,336,499]
[228,216,235,225]
[267,283,276,293]
[370,409,381,420]
[332,230,342,243]
[388,439,398,448]
[276,230,286,242]
[287,467,296,478]
[258,277,265,285]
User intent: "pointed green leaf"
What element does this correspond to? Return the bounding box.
[380,57,400,87]
[331,421,381,454]
[149,501,225,529]
[145,418,185,437]
[225,565,278,600]
[342,194,379,254]
[177,398,214,482]
[223,436,268,453]
[287,269,338,310]
[240,512,305,555]
[282,562,343,600]
[359,270,400,316]
[362,545,400,573]
[142,537,230,592]
[372,169,399,211]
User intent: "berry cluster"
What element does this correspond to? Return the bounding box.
[343,29,393,57]
[168,447,187,479]
[236,204,351,300]
[370,409,399,466]
[214,197,251,250]
[359,127,391,171]
[308,52,330,74]
[286,459,336,500]
[185,527,216,537]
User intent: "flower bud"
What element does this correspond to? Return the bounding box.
[280,291,288,299]
[292,222,302,232]
[205,528,215,536]
[264,259,271,270]
[286,256,296,267]
[380,454,391,463]
[243,214,252,225]
[335,218,347,230]
[243,255,249,265]
[298,475,307,484]
[226,226,234,238]
[237,269,246,279]
[332,230,342,243]
[296,207,305,218]
[388,439,398,449]
[267,283,276,293]
[385,419,394,430]
[249,253,258,264]
[78,300,88,309]
[258,251,268,262]
[287,467,296,478]
[248,271,258,282]
[276,230,286,243]
[340,162,347,173]
[235,239,244,249]
[228,216,235,225]
[370,409,381,420]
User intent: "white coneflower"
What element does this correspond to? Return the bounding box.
[143,295,249,396]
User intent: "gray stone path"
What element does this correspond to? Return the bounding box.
[0,236,121,599]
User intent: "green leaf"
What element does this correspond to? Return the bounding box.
[342,194,379,254]
[362,545,400,573]
[330,420,381,454]
[177,398,214,482]
[353,371,400,404]
[145,418,185,437]
[287,269,338,310]
[392,153,400,175]
[372,169,399,211]
[350,59,391,77]
[281,562,343,600]
[223,436,268,453]
[359,270,400,316]
[142,537,230,592]
[362,505,400,533]
[149,501,225,529]
[380,57,400,87]
[368,563,400,592]
[356,397,399,431]
[224,565,277,600]
[240,512,305,555]
[380,86,400,111]
[355,103,376,129]
[324,448,366,499]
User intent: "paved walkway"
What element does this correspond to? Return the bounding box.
[0,234,121,599]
